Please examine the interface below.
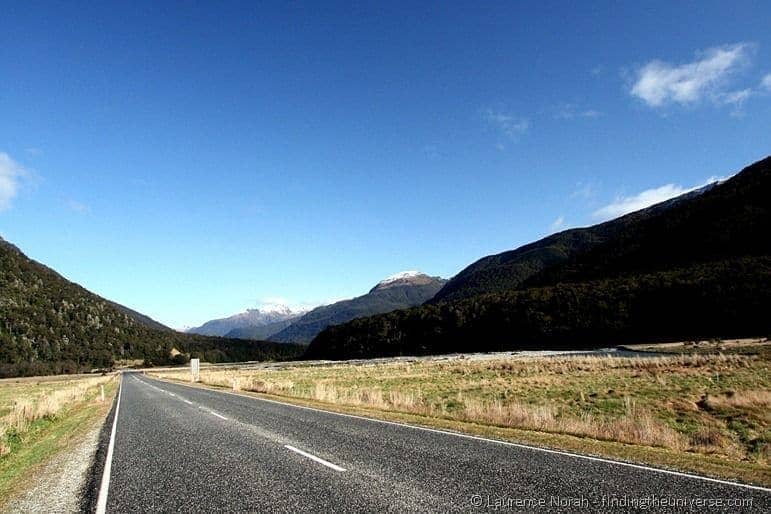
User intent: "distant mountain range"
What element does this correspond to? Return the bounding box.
[307,156,771,359]
[225,319,297,340]
[268,272,447,344]
[0,237,305,377]
[187,306,304,337]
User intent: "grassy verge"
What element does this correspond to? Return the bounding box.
[0,374,117,503]
[152,352,770,487]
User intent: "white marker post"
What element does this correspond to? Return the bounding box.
[190,358,200,383]
[100,385,105,402]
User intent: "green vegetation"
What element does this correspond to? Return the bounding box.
[308,157,771,359]
[308,257,771,359]
[0,376,116,502]
[0,237,306,377]
[154,350,771,485]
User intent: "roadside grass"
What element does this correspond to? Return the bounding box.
[0,375,117,503]
[153,352,770,486]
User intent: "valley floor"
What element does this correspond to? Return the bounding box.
[152,340,771,486]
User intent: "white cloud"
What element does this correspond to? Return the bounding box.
[630,43,751,107]
[67,199,91,214]
[483,109,529,140]
[718,88,753,106]
[761,73,771,91]
[549,216,566,232]
[0,152,28,211]
[570,182,596,200]
[593,176,727,221]
[554,104,602,120]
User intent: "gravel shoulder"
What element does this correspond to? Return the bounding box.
[4,421,103,514]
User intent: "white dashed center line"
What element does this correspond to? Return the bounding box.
[284,445,346,472]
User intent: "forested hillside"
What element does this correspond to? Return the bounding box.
[0,237,304,377]
[433,157,770,302]
[308,257,771,359]
[307,156,771,359]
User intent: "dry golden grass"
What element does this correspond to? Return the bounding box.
[154,353,770,467]
[0,375,115,456]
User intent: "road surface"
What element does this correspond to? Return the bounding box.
[99,373,770,512]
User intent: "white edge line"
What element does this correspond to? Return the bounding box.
[209,410,228,420]
[148,376,771,493]
[95,374,123,514]
[284,444,346,472]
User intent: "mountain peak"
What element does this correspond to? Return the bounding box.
[270,272,448,343]
[187,305,304,337]
[379,270,423,284]
[370,271,441,292]
[246,304,295,316]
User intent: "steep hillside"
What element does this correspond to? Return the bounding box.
[433,157,770,302]
[306,156,771,360]
[270,272,446,343]
[0,237,304,377]
[106,300,171,332]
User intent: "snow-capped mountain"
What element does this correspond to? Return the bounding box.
[370,270,440,292]
[269,272,447,344]
[186,305,305,337]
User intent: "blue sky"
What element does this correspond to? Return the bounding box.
[1,1,770,328]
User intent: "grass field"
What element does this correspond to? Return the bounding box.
[154,347,770,486]
[0,373,117,503]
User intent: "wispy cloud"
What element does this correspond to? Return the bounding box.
[549,216,566,232]
[483,109,529,141]
[553,104,602,120]
[0,152,29,211]
[570,182,596,200]
[423,144,441,160]
[593,184,689,220]
[67,199,91,214]
[717,88,754,116]
[718,88,753,106]
[761,73,771,91]
[593,176,726,221]
[629,43,752,107]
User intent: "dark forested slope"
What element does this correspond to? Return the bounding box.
[0,238,304,377]
[433,156,770,302]
[307,156,771,359]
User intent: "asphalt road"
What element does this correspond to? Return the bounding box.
[101,373,770,512]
